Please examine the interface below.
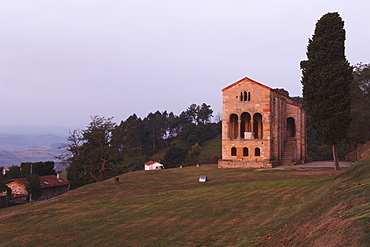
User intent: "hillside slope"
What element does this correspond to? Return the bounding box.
[261,158,370,246]
[0,159,369,246]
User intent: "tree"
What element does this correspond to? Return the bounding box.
[112,114,147,171]
[26,174,43,202]
[60,116,124,187]
[6,166,20,179]
[0,182,11,198]
[300,12,353,170]
[348,63,370,144]
[197,103,213,124]
[20,161,56,177]
[0,167,4,182]
[185,143,201,166]
[162,144,189,168]
[112,114,144,158]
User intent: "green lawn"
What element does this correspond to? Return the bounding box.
[1,162,369,246]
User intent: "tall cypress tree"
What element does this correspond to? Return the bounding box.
[300,12,353,170]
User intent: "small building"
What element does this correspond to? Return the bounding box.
[218,77,306,168]
[144,161,164,170]
[5,174,70,202]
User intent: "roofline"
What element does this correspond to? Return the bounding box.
[144,161,162,166]
[222,77,304,107]
[271,88,304,107]
[222,77,272,92]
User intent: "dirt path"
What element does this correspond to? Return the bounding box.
[268,161,354,171]
[294,161,353,168]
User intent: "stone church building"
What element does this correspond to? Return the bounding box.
[218,77,306,168]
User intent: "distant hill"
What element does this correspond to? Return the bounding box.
[0,124,78,136]
[0,132,67,167]
[0,134,66,150]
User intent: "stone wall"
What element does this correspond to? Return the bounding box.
[218,159,274,168]
[221,77,306,168]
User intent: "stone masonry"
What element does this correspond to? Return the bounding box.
[218,77,306,168]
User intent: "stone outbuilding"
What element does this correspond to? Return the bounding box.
[5,174,70,202]
[218,77,306,168]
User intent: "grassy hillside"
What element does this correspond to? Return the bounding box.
[199,134,221,163]
[1,159,369,246]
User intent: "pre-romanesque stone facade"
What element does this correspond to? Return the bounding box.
[218,77,306,168]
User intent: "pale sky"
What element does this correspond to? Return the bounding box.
[1,0,369,128]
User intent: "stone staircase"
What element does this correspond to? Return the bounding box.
[281,137,296,166]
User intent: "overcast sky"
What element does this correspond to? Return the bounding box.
[1,0,369,128]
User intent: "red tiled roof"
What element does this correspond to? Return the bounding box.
[5,175,70,189]
[144,161,158,166]
[39,175,70,188]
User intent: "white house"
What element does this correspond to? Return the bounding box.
[144,161,164,170]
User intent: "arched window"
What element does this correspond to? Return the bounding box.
[243,147,249,156]
[248,92,251,101]
[255,147,261,156]
[253,113,263,139]
[229,114,238,139]
[240,92,243,101]
[231,147,237,156]
[240,112,251,139]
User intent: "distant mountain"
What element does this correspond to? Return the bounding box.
[0,124,83,136]
[0,125,79,167]
[0,134,66,150]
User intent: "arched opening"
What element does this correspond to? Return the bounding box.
[229,114,238,139]
[253,113,263,139]
[240,112,251,139]
[243,147,249,156]
[255,147,261,156]
[231,147,237,156]
[287,117,296,137]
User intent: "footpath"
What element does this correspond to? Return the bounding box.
[295,161,353,168]
[274,161,354,170]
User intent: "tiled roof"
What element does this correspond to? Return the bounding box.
[144,161,162,166]
[5,175,70,189]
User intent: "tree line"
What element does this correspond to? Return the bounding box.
[0,161,56,181]
[59,103,220,188]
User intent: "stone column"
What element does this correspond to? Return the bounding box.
[237,120,242,139]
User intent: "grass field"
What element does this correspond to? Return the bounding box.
[1,160,370,246]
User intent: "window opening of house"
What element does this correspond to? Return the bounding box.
[255,147,261,156]
[231,147,237,156]
[243,147,249,156]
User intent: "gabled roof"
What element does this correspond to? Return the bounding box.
[5,175,70,189]
[144,161,162,166]
[222,77,272,92]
